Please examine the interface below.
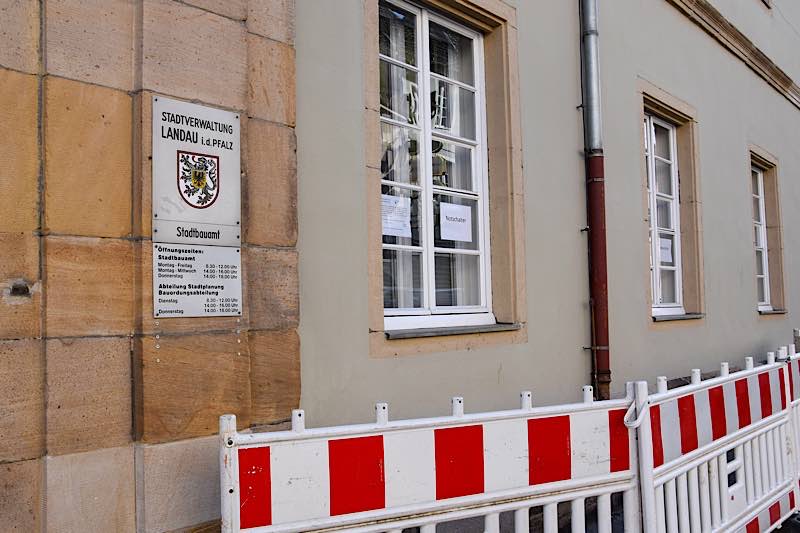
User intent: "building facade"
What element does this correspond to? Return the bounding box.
[1,0,799,531]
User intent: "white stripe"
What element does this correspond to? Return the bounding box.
[484,419,528,491]
[748,375,762,423]
[660,399,681,463]
[723,381,739,434]
[695,391,713,447]
[792,361,800,401]
[770,369,782,414]
[570,411,610,478]
[270,440,330,524]
[384,429,436,507]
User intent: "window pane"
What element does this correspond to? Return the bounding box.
[381,123,419,185]
[434,194,479,250]
[751,171,759,196]
[435,253,480,306]
[753,197,761,222]
[428,22,474,85]
[754,224,761,248]
[658,233,675,267]
[432,140,473,191]
[380,61,418,125]
[656,199,672,230]
[655,160,672,196]
[659,269,677,304]
[382,185,422,247]
[379,1,416,66]
[654,123,671,160]
[430,78,475,140]
[383,249,423,308]
[757,277,766,303]
[755,250,765,276]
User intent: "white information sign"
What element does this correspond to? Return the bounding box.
[152,96,241,246]
[381,194,412,238]
[440,202,472,243]
[152,243,242,318]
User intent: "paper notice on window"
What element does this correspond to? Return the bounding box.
[659,237,673,263]
[381,194,412,238]
[440,202,472,242]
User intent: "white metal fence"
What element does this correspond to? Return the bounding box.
[220,343,800,532]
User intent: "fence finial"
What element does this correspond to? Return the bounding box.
[691,369,701,385]
[767,352,776,365]
[720,362,729,377]
[582,385,594,403]
[778,346,788,361]
[745,357,754,370]
[520,391,533,410]
[451,397,464,417]
[376,403,389,425]
[292,409,305,432]
[790,344,796,357]
[657,376,668,393]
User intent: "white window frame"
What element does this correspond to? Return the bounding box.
[644,114,685,317]
[380,0,494,331]
[751,165,771,311]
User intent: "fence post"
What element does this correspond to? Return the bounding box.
[220,414,238,533]
[623,381,642,533]
[634,381,657,533]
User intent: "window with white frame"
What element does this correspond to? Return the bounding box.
[379,0,493,330]
[751,165,771,310]
[644,114,684,316]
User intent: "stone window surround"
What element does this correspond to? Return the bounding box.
[364,0,527,356]
[750,145,786,315]
[638,79,706,324]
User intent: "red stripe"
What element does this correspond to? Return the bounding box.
[789,361,796,402]
[708,386,727,440]
[779,370,787,410]
[329,436,385,516]
[678,395,699,454]
[238,447,271,529]
[735,378,752,428]
[650,405,664,468]
[769,501,781,524]
[759,372,773,418]
[791,490,796,511]
[528,416,571,484]
[608,409,630,472]
[746,517,760,533]
[434,425,484,499]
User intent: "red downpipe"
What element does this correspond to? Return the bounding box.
[586,154,610,399]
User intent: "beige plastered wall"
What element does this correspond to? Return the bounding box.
[296,0,592,427]
[601,0,800,395]
[298,0,800,425]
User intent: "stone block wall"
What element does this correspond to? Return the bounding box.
[0,1,298,531]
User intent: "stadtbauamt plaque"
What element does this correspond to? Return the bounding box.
[152,243,242,318]
[152,96,241,247]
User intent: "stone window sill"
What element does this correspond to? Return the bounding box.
[758,308,787,315]
[652,313,705,323]
[385,323,522,340]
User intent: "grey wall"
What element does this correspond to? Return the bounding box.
[296,0,800,425]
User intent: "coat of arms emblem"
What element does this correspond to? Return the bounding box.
[177,151,219,208]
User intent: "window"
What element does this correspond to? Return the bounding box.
[379,0,493,330]
[749,150,785,313]
[751,165,771,310]
[644,114,684,316]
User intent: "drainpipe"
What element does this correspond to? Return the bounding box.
[580,0,611,399]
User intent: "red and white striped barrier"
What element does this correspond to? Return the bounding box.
[221,388,638,532]
[632,352,797,533]
[220,342,800,532]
